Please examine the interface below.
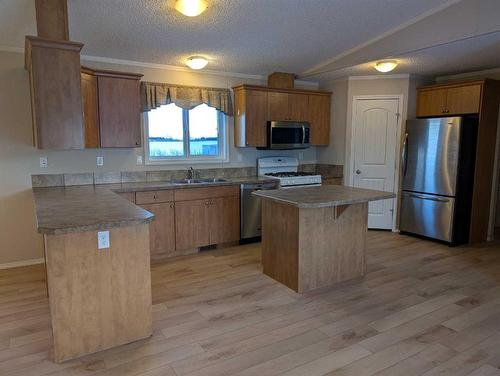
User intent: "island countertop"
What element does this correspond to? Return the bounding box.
[252,185,395,208]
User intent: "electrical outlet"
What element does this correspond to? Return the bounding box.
[298,152,304,160]
[237,154,242,162]
[97,231,110,249]
[136,155,143,165]
[96,156,104,167]
[39,156,48,168]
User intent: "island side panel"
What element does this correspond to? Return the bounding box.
[44,224,152,363]
[298,202,368,293]
[261,199,299,292]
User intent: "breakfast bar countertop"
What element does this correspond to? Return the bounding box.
[252,184,395,209]
[32,176,278,235]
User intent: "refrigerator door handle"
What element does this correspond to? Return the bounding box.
[402,133,409,177]
[408,193,450,203]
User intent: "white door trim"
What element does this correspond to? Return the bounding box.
[345,94,404,231]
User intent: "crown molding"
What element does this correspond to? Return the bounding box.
[436,66,500,82]
[81,55,319,87]
[0,45,318,87]
[0,45,24,53]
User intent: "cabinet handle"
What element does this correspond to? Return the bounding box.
[153,195,157,199]
[170,203,174,209]
[135,141,140,146]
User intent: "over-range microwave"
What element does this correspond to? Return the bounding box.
[258,121,310,150]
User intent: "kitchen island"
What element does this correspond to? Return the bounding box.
[253,185,395,293]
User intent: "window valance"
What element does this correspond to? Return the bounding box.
[141,81,233,116]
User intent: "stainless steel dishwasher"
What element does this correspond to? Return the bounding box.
[240,182,277,242]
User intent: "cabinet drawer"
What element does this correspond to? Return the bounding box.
[174,185,239,202]
[136,190,174,204]
[116,191,135,203]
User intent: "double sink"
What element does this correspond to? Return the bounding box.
[171,178,229,185]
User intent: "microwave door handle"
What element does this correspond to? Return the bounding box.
[302,125,306,144]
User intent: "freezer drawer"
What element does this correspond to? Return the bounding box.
[400,191,455,242]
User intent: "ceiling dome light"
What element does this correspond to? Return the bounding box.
[175,0,208,17]
[186,56,208,70]
[375,60,398,73]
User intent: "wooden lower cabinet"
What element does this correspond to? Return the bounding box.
[175,196,240,251]
[175,199,210,251]
[209,196,240,244]
[141,202,176,261]
[135,187,241,259]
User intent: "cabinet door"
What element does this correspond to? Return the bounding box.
[446,84,482,115]
[416,89,447,117]
[175,199,209,250]
[141,202,176,260]
[288,93,309,121]
[308,95,331,145]
[209,196,240,245]
[29,41,84,149]
[268,92,289,120]
[98,76,141,148]
[245,90,268,147]
[81,71,100,148]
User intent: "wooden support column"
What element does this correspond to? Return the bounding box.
[35,0,70,40]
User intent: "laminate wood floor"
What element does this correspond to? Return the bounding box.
[2,231,500,375]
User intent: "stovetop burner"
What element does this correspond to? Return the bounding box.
[265,172,317,178]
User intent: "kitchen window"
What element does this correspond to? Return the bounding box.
[144,103,226,163]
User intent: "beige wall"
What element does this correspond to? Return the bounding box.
[0,50,319,266]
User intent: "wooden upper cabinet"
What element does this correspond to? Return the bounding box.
[234,88,268,147]
[233,84,332,147]
[97,72,142,148]
[26,36,84,149]
[416,88,447,117]
[288,93,309,122]
[268,92,289,120]
[308,95,331,145]
[80,69,100,148]
[416,82,483,117]
[446,84,482,115]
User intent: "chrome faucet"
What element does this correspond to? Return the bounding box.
[187,167,196,180]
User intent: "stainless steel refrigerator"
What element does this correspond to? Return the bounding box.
[399,117,478,245]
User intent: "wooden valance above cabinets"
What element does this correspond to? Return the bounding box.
[233,85,332,147]
[416,79,500,243]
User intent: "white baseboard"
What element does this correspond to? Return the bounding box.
[0,258,45,270]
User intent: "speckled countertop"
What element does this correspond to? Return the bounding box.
[252,185,395,209]
[33,176,277,235]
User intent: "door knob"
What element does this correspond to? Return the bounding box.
[356,169,361,175]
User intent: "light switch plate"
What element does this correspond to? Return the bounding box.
[96,156,104,167]
[39,156,48,168]
[97,231,110,249]
[136,155,143,165]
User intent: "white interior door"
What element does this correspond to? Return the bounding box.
[352,98,399,229]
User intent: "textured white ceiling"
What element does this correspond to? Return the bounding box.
[64,0,452,76]
[1,0,498,81]
[311,31,500,81]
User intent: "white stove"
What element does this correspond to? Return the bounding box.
[257,157,322,188]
